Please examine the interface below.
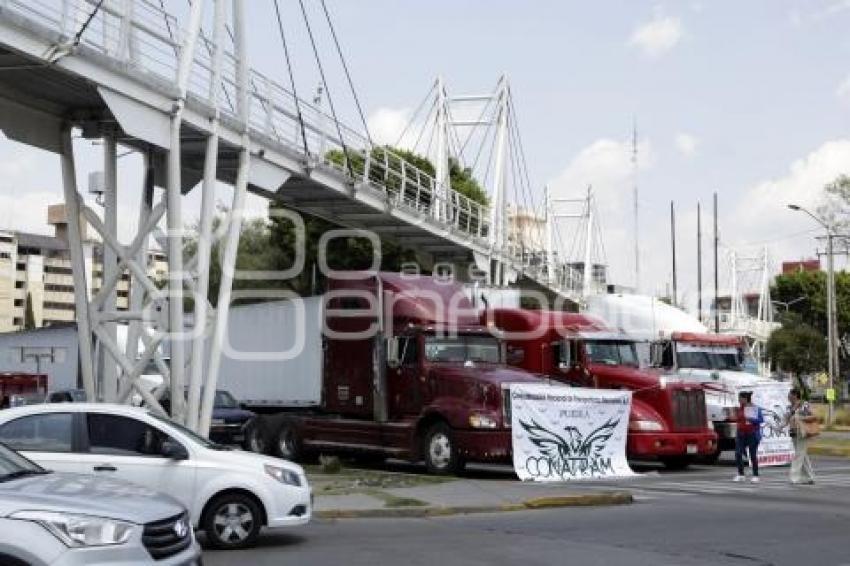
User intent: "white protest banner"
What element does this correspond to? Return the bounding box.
[511,384,635,481]
[736,382,793,467]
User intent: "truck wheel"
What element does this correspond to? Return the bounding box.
[243,420,267,454]
[202,492,263,550]
[423,423,465,475]
[275,420,311,463]
[661,456,692,471]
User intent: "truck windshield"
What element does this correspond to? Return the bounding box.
[424,335,501,363]
[585,340,639,367]
[677,350,742,371]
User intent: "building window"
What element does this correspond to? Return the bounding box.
[44,266,73,275]
[43,302,75,311]
[16,262,25,271]
[13,299,23,307]
[14,281,24,289]
[12,317,22,326]
[0,252,9,260]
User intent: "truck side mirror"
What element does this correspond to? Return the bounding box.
[387,337,400,369]
[559,341,570,370]
[650,343,662,367]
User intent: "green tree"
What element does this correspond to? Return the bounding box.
[186,206,419,303]
[326,146,488,206]
[766,313,827,394]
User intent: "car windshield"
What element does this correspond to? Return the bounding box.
[0,442,47,481]
[148,412,226,450]
[214,391,238,409]
[424,335,501,363]
[585,340,639,367]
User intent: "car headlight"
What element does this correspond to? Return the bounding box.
[469,413,498,429]
[629,419,664,432]
[265,464,302,487]
[10,511,135,547]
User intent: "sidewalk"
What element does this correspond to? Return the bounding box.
[308,465,632,519]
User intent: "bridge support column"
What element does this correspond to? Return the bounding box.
[59,127,96,400]
[188,0,227,432]
[100,135,119,402]
[198,0,250,437]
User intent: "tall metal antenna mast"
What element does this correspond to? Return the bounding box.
[632,119,640,292]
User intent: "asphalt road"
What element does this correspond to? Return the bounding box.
[204,456,850,566]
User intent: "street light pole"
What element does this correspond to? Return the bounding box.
[788,204,838,425]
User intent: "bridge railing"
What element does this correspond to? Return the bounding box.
[3,0,491,244]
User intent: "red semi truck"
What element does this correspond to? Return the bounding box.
[220,273,543,474]
[0,372,47,408]
[483,309,718,469]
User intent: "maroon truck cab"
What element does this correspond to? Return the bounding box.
[483,309,717,469]
[254,273,543,475]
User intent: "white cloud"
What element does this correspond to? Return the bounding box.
[791,0,850,26]
[629,8,683,57]
[366,106,412,147]
[674,133,699,157]
[836,75,850,102]
[726,139,850,253]
[548,137,655,288]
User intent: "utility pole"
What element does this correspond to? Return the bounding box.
[670,201,677,306]
[788,203,840,424]
[713,193,720,333]
[827,233,839,422]
[697,201,703,323]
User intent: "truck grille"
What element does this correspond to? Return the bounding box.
[501,386,512,428]
[671,389,707,430]
[142,512,192,560]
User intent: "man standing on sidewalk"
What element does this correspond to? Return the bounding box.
[734,391,764,483]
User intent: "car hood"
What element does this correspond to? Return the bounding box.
[0,472,185,524]
[213,407,255,421]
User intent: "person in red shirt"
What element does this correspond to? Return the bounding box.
[734,391,764,483]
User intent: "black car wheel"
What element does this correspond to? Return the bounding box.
[202,493,263,550]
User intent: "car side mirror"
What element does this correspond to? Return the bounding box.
[161,440,188,460]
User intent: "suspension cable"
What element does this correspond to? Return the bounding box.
[396,80,438,149]
[297,0,355,179]
[70,0,107,49]
[319,0,373,146]
[273,0,311,159]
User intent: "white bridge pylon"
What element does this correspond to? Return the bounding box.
[0,0,574,433]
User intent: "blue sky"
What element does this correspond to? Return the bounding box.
[2,1,850,308]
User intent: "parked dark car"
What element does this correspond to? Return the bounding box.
[160,389,256,448]
[46,389,87,403]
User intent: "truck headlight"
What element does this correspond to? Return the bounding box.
[629,419,664,432]
[265,464,302,487]
[10,511,135,547]
[469,413,498,429]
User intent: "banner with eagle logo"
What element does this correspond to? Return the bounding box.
[511,384,635,481]
[737,382,793,467]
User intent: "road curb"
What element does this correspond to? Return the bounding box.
[809,445,850,458]
[315,491,633,520]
